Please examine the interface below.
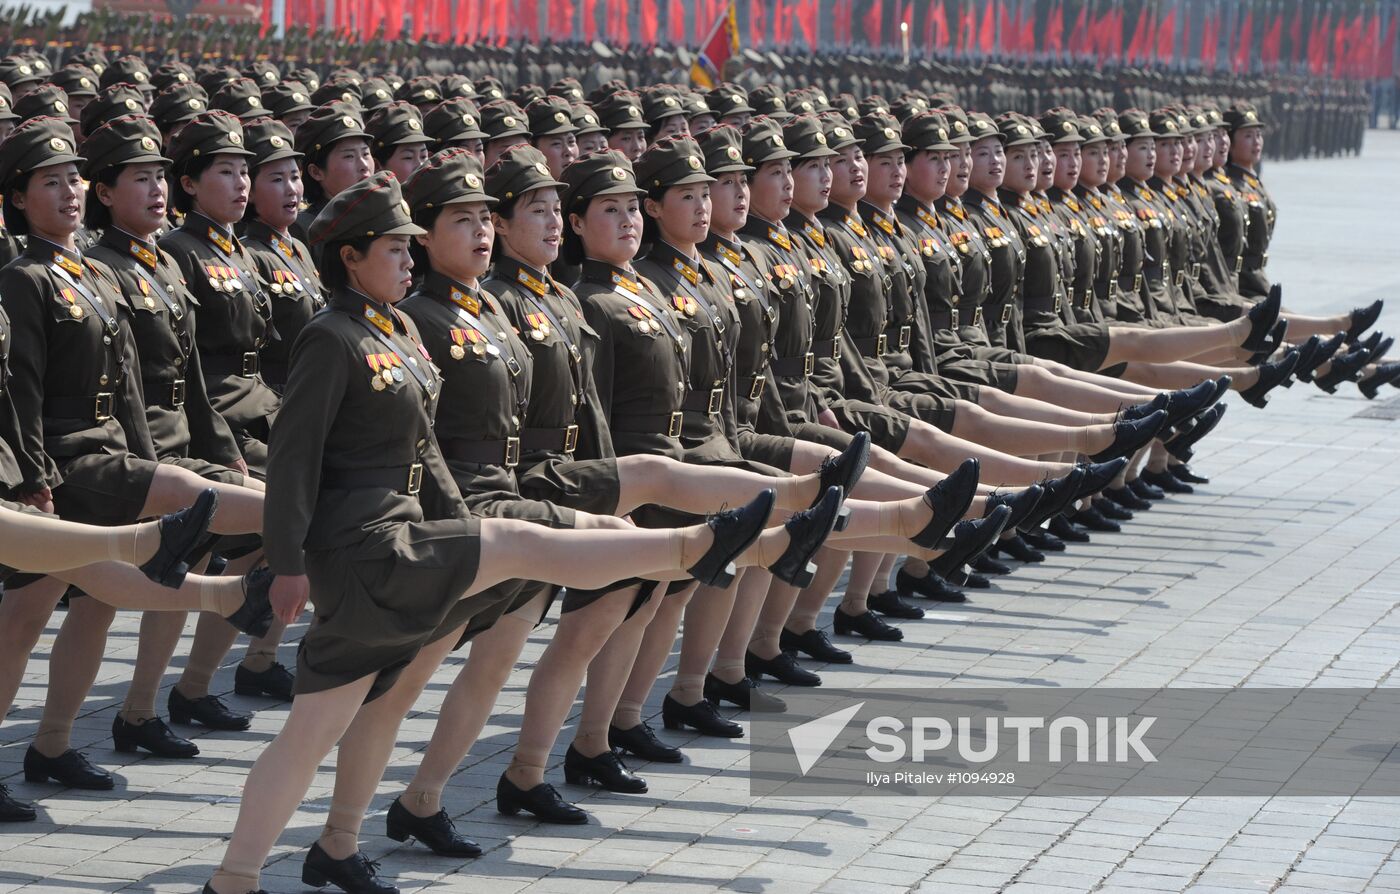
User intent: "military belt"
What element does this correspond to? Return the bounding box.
[45,393,116,423]
[769,352,814,377]
[143,378,186,409]
[681,386,724,416]
[612,411,683,438]
[202,351,261,377]
[322,463,425,495]
[520,425,580,454]
[442,437,520,468]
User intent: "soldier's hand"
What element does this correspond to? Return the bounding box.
[230,457,249,477]
[20,486,54,514]
[270,573,309,624]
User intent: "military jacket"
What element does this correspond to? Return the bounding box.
[241,218,327,390]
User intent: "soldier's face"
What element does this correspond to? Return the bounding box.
[535,132,579,178]
[1124,137,1156,181]
[1106,140,1127,180]
[654,115,690,141]
[968,137,1004,195]
[1179,134,1197,169]
[608,128,648,162]
[1153,137,1182,177]
[1195,135,1215,170]
[344,234,414,303]
[1002,146,1036,193]
[419,201,494,281]
[571,194,642,266]
[747,159,793,221]
[576,132,609,158]
[382,143,431,183]
[1052,143,1081,191]
[311,137,373,200]
[864,150,904,206]
[0,120,13,144]
[906,148,951,201]
[1213,129,1230,164]
[184,154,250,226]
[497,187,563,269]
[1036,140,1055,189]
[709,171,749,234]
[1079,143,1108,188]
[251,157,303,233]
[1230,126,1263,167]
[690,113,717,133]
[829,146,867,207]
[790,157,832,215]
[646,183,711,248]
[99,162,168,237]
[721,112,751,129]
[947,145,972,197]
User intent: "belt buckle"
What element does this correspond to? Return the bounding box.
[171,379,186,408]
[504,437,520,469]
[406,462,424,495]
[1133,274,1143,291]
[1000,305,1012,324]
[94,392,114,422]
[1192,263,1201,279]
[950,309,960,329]
[1234,256,1243,273]
[706,387,724,415]
[875,333,888,355]
[666,411,683,438]
[898,325,911,349]
[972,308,983,327]
[1054,298,1062,314]
[802,352,814,376]
[1080,291,1092,310]
[748,375,766,401]
[1174,269,1184,286]
[241,351,259,376]
[562,424,579,453]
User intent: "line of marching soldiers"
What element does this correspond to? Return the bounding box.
[0,41,1389,894]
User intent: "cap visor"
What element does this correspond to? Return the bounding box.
[383,221,428,236]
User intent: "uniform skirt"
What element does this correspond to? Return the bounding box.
[827,399,915,451]
[297,517,487,702]
[1024,322,1113,372]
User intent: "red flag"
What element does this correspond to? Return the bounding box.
[749,0,765,47]
[923,0,947,49]
[1068,1,1089,56]
[978,0,996,53]
[667,0,684,44]
[1289,5,1304,65]
[1045,1,1065,55]
[692,0,740,87]
[1155,6,1175,63]
[1200,8,1218,69]
[1334,13,1359,77]
[1125,4,1149,63]
[554,0,577,39]
[1260,11,1283,69]
[1233,8,1253,74]
[1000,1,1017,54]
[639,0,658,44]
[1379,12,1399,79]
[899,1,914,48]
[959,2,977,55]
[1309,9,1329,75]
[862,0,884,46]
[796,0,818,47]
[581,0,597,40]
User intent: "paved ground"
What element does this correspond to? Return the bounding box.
[3,132,1400,894]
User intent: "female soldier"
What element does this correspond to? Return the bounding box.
[594,90,649,162]
[422,96,488,162]
[292,103,374,242]
[200,171,844,894]
[81,115,275,756]
[0,116,267,795]
[367,101,433,183]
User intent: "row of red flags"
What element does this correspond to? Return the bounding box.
[268,0,1399,81]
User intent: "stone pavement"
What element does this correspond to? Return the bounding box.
[3,132,1400,894]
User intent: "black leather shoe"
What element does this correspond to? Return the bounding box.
[1072,506,1120,533]
[0,784,36,822]
[780,627,853,664]
[1104,485,1151,511]
[168,688,251,731]
[930,505,1012,578]
[202,884,267,894]
[1092,496,1134,520]
[1090,410,1168,463]
[689,489,775,589]
[1240,349,1300,408]
[234,661,295,701]
[1140,468,1194,494]
[817,431,870,531]
[112,715,198,759]
[745,649,822,686]
[1315,347,1371,393]
[867,590,924,619]
[833,606,902,641]
[608,722,683,763]
[302,841,399,893]
[23,747,113,790]
[1284,335,1321,386]
[1118,392,1170,423]
[1357,329,1385,357]
[910,458,980,549]
[1048,514,1091,542]
[704,673,786,711]
[385,797,481,857]
[997,533,1046,563]
[1021,528,1066,552]
[894,567,966,602]
[1164,379,1224,429]
[1241,284,1282,352]
[1170,465,1211,485]
[984,485,1042,535]
[1358,363,1400,399]
[1348,299,1384,342]
[1129,478,1166,501]
[141,488,219,588]
[564,745,648,793]
[767,485,844,588]
[1370,336,1393,365]
[661,694,743,737]
[1164,404,1226,461]
[947,569,991,589]
[224,567,274,638]
[1296,332,1346,383]
[1020,467,1086,531]
[972,553,1012,575]
[496,775,586,824]
[1073,459,1128,501]
[1249,319,1289,365]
